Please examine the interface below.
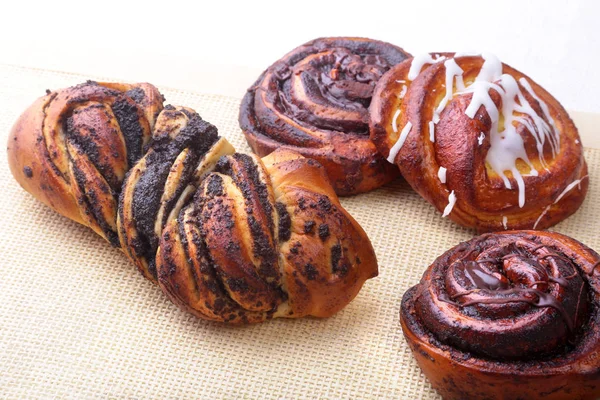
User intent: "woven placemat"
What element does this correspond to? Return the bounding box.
[0,64,598,399]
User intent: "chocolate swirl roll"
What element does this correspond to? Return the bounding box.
[371,53,588,231]
[239,37,411,196]
[401,231,600,400]
[8,81,164,246]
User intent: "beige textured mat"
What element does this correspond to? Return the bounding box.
[0,64,598,399]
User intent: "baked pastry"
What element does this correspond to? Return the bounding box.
[8,82,378,324]
[239,37,411,196]
[401,231,600,400]
[7,81,164,246]
[370,53,588,231]
[152,147,378,323]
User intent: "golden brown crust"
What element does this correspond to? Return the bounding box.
[370,53,588,232]
[263,150,379,318]
[8,94,81,224]
[154,147,379,324]
[401,231,600,400]
[7,81,164,245]
[9,83,377,324]
[117,105,222,280]
[239,37,411,196]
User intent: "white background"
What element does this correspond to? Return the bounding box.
[1,0,599,113]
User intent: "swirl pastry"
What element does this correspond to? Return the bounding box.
[8,82,378,324]
[401,231,600,400]
[370,53,588,231]
[239,37,411,196]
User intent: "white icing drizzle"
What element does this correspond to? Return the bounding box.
[454,53,560,209]
[429,121,435,142]
[407,52,562,211]
[532,176,588,229]
[454,51,482,58]
[519,78,560,156]
[432,59,465,124]
[553,176,588,204]
[396,80,406,83]
[502,216,508,230]
[387,122,413,163]
[391,109,401,133]
[575,139,580,144]
[533,206,551,229]
[408,53,446,81]
[478,132,485,146]
[462,53,504,120]
[485,75,538,208]
[442,191,456,218]
[475,53,502,82]
[438,166,447,183]
[398,85,408,99]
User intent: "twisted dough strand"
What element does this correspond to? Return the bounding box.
[117,106,378,323]
[9,82,378,324]
[8,81,164,245]
[153,143,379,323]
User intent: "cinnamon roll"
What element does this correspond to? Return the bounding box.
[401,231,600,400]
[370,53,588,231]
[239,37,411,196]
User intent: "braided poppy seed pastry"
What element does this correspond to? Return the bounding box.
[8,82,378,324]
[117,105,233,280]
[239,37,411,196]
[370,53,588,232]
[401,231,600,400]
[7,81,164,246]
[154,149,378,323]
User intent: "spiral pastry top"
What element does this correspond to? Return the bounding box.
[401,231,600,400]
[9,82,378,324]
[239,37,411,196]
[7,81,164,246]
[370,53,588,231]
